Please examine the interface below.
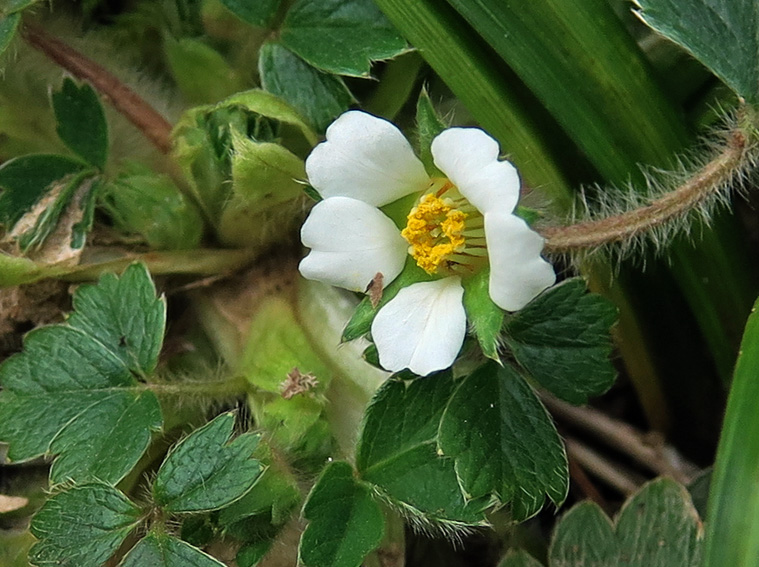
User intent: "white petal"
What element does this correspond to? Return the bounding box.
[431,128,520,215]
[299,197,407,292]
[371,277,466,376]
[485,213,555,311]
[306,111,429,207]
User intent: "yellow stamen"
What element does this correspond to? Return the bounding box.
[401,191,468,274]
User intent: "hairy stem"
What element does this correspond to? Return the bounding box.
[145,374,249,399]
[541,126,749,253]
[22,25,173,154]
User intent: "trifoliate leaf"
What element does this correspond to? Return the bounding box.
[164,36,245,104]
[462,269,504,361]
[29,484,142,567]
[259,42,353,132]
[300,461,384,567]
[438,362,568,521]
[0,154,85,226]
[51,78,108,169]
[634,0,759,103]
[0,13,20,56]
[220,0,281,27]
[152,412,263,513]
[503,278,618,405]
[0,264,164,484]
[415,89,446,174]
[280,0,407,77]
[356,374,487,524]
[119,532,225,567]
[547,478,703,567]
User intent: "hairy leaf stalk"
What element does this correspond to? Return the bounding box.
[22,25,173,154]
[541,124,752,254]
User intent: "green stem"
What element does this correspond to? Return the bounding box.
[364,51,425,121]
[144,373,249,400]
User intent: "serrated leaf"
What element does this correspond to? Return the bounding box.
[415,89,446,173]
[356,374,486,524]
[280,0,406,77]
[0,13,20,56]
[463,269,504,361]
[153,412,263,513]
[259,42,353,132]
[0,264,164,484]
[548,478,702,567]
[29,484,142,567]
[438,362,568,521]
[119,532,225,567]
[0,154,85,226]
[503,279,618,405]
[300,461,384,567]
[67,263,166,374]
[220,0,281,27]
[634,0,759,103]
[52,78,108,168]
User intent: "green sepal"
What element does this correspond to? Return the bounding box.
[462,269,504,361]
[152,412,263,513]
[29,484,142,567]
[342,257,434,342]
[299,461,385,567]
[514,205,541,227]
[415,88,446,174]
[51,78,109,169]
[503,278,618,405]
[438,362,568,521]
[280,0,407,77]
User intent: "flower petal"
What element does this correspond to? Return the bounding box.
[300,196,408,292]
[485,213,555,311]
[306,111,429,207]
[371,277,466,375]
[431,128,520,215]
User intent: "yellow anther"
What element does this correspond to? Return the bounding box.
[401,192,468,274]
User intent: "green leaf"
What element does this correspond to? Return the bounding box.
[0,13,20,56]
[462,269,504,361]
[0,154,85,226]
[218,128,308,245]
[356,374,486,524]
[120,532,225,567]
[102,164,203,250]
[300,461,384,567]
[549,478,702,567]
[415,89,446,173]
[438,362,568,521]
[280,0,407,77]
[67,263,166,374]
[164,36,245,104]
[342,258,434,342]
[220,0,281,27]
[499,550,544,567]
[0,264,164,484]
[702,294,759,567]
[1,0,39,16]
[503,279,618,405]
[29,484,142,567]
[51,78,109,169]
[259,42,353,132]
[70,177,100,249]
[634,0,759,103]
[153,412,263,513]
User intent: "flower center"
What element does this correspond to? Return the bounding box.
[401,179,487,276]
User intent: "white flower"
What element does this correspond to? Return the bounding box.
[299,111,555,376]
